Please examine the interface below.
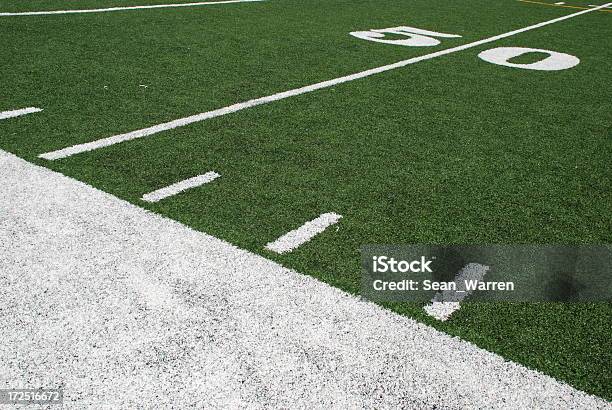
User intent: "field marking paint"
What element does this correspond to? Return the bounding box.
[424,263,489,321]
[349,26,461,47]
[141,171,220,203]
[423,302,462,322]
[0,107,42,120]
[2,149,608,407]
[38,2,612,160]
[265,213,342,254]
[0,0,264,16]
[128,271,188,316]
[478,47,580,70]
[520,0,612,12]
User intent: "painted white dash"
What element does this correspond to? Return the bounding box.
[141,171,220,203]
[265,213,342,254]
[37,2,612,161]
[0,0,264,16]
[555,2,565,5]
[423,302,462,322]
[424,263,489,321]
[0,107,42,120]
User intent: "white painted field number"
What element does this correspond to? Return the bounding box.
[478,47,580,71]
[349,26,461,47]
[351,25,580,71]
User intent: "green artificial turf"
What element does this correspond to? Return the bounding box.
[1,0,610,399]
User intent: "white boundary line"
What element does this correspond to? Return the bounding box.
[2,149,608,407]
[141,171,220,202]
[0,107,42,120]
[0,0,264,17]
[265,213,342,254]
[38,2,612,161]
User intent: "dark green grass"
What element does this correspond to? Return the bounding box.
[1,0,611,399]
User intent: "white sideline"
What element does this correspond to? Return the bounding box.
[0,0,264,16]
[38,2,612,160]
[0,149,608,408]
[0,107,42,120]
[141,171,220,203]
[265,212,342,254]
[1,149,609,407]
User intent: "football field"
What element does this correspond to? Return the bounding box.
[1,0,610,404]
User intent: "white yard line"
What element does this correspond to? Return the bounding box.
[0,0,264,17]
[141,171,220,203]
[1,149,608,408]
[38,2,612,161]
[0,107,42,120]
[265,212,342,254]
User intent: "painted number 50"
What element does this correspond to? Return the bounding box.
[350,25,580,71]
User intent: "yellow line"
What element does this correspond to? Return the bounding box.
[519,0,612,12]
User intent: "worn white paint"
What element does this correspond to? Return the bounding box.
[349,26,461,47]
[478,47,580,71]
[423,301,461,322]
[141,172,220,203]
[1,149,608,407]
[38,2,612,161]
[0,0,264,16]
[128,271,188,316]
[424,263,489,321]
[0,107,42,120]
[265,213,342,254]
